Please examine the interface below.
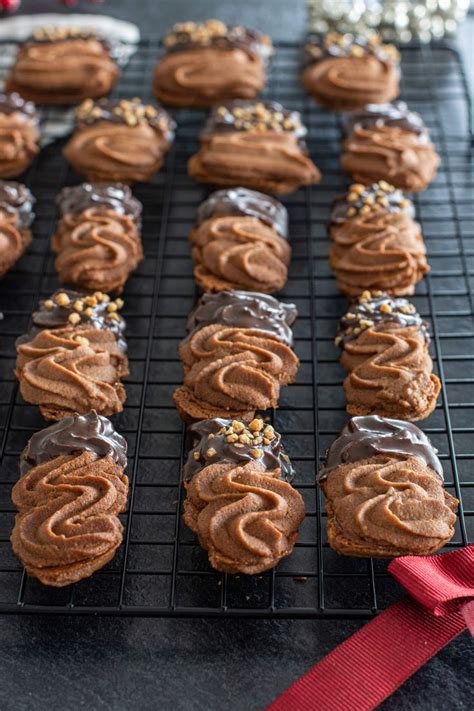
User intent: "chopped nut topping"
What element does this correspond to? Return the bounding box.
[226,433,239,443]
[249,418,264,432]
[337,291,428,346]
[193,451,201,460]
[250,448,263,459]
[44,299,54,310]
[55,292,70,306]
[68,312,81,325]
[206,448,217,458]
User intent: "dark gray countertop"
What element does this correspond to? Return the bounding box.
[0,2,472,710]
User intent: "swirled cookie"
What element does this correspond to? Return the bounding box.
[186,290,297,346]
[188,101,321,195]
[318,416,457,557]
[63,98,175,183]
[11,412,128,586]
[301,32,400,111]
[329,182,428,296]
[184,461,305,574]
[6,27,120,105]
[190,189,290,293]
[16,290,127,420]
[173,323,300,422]
[0,93,39,178]
[341,102,440,192]
[153,19,273,107]
[337,292,440,421]
[0,180,35,278]
[52,183,143,293]
[18,343,126,421]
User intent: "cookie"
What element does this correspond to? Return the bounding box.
[0,180,35,278]
[186,290,297,346]
[11,412,128,586]
[182,416,295,481]
[329,182,428,296]
[6,26,120,105]
[318,416,457,557]
[16,290,127,420]
[301,32,400,111]
[173,323,300,422]
[188,101,321,195]
[52,183,143,293]
[190,189,291,293]
[183,415,305,574]
[341,102,440,192]
[63,98,175,183]
[337,291,441,421]
[153,19,273,107]
[0,93,39,178]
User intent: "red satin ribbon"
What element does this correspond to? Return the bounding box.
[268,545,473,711]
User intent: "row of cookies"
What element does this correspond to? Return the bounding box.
[313,52,458,557]
[5,22,398,110]
[167,183,308,571]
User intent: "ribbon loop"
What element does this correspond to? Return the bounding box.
[389,545,474,618]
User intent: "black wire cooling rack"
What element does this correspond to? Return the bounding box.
[0,40,472,618]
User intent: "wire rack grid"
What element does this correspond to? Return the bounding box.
[0,39,472,618]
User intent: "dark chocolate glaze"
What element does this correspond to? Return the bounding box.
[201,100,307,142]
[344,101,428,138]
[162,22,273,64]
[336,292,429,346]
[16,289,127,351]
[56,183,142,225]
[331,182,415,223]
[303,32,400,69]
[0,92,38,122]
[186,291,297,346]
[183,417,295,482]
[0,180,35,228]
[197,188,288,237]
[318,415,443,481]
[20,411,128,475]
[75,98,176,143]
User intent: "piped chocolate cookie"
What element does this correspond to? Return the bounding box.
[0,92,39,178]
[63,97,175,183]
[341,102,440,192]
[182,416,305,575]
[16,290,128,420]
[329,182,429,297]
[0,180,35,278]
[336,291,440,421]
[318,415,457,558]
[6,26,121,105]
[51,183,143,293]
[11,412,129,586]
[190,188,291,293]
[153,19,273,107]
[301,32,400,111]
[173,322,300,423]
[188,101,321,195]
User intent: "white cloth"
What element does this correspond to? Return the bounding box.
[0,13,140,145]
